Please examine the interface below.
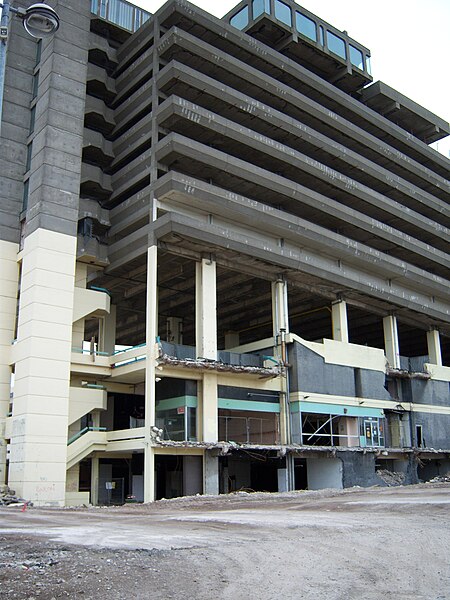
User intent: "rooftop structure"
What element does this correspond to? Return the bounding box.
[0,0,449,506]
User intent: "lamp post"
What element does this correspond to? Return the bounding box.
[0,1,60,137]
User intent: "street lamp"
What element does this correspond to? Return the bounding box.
[0,1,60,136]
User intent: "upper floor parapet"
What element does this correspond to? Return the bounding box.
[225,0,372,92]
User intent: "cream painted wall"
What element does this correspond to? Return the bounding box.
[8,229,77,506]
[0,240,20,484]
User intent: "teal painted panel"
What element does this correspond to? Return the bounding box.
[218,399,280,413]
[156,396,198,411]
[290,401,383,418]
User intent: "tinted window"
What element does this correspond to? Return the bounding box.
[349,45,364,70]
[230,6,249,30]
[296,12,316,41]
[274,0,292,26]
[253,0,270,18]
[327,31,346,59]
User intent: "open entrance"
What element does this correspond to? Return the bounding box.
[155,455,203,500]
[219,451,284,493]
[96,455,144,505]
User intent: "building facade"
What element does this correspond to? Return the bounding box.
[0,0,449,506]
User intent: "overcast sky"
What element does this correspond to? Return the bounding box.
[132,0,450,157]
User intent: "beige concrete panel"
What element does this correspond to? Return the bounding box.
[23,229,77,256]
[66,465,80,492]
[424,364,450,382]
[13,356,69,380]
[19,287,74,311]
[12,338,72,364]
[0,347,12,365]
[0,279,19,298]
[14,376,72,399]
[18,303,73,327]
[17,320,73,344]
[11,396,70,418]
[0,296,17,318]
[21,249,77,278]
[69,387,107,426]
[10,441,69,463]
[20,269,75,294]
[0,328,15,346]
[72,287,110,323]
[322,339,386,372]
[75,263,88,288]
[11,414,69,438]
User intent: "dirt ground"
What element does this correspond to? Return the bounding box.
[0,483,449,600]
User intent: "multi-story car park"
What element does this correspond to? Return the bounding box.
[0,0,449,506]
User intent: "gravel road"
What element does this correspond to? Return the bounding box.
[0,484,449,600]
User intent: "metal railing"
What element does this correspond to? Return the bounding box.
[67,426,106,445]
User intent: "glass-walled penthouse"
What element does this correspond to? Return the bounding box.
[91,0,151,32]
[225,0,372,91]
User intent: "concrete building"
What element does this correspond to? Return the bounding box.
[0,0,449,506]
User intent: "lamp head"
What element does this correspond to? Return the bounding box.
[22,3,60,38]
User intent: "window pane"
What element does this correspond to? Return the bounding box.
[295,12,316,41]
[108,0,134,31]
[230,6,249,30]
[366,55,372,75]
[253,0,270,18]
[327,30,346,59]
[274,0,292,26]
[349,45,364,70]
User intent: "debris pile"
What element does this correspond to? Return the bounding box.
[428,474,450,483]
[0,485,32,507]
[377,470,406,486]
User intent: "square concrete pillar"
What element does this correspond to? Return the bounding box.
[8,229,77,506]
[202,373,218,442]
[427,329,442,366]
[0,240,20,485]
[332,300,349,343]
[383,315,400,369]
[272,279,289,338]
[204,451,219,495]
[196,258,217,360]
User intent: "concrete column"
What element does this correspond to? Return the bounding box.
[8,229,77,506]
[196,258,217,360]
[90,456,99,506]
[166,316,183,345]
[332,300,349,343]
[0,240,19,485]
[383,315,401,369]
[224,331,240,350]
[99,305,116,355]
[144,246,158,504]
[427,329,442,366]
[144,445,155,503]
[202,373,218,442]
[204,451,219,495]
[72,264,87,351]
[145,246,158,431]
[272,279,289,338]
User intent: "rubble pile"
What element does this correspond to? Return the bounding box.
[429,474,450,483]
[377,470,406,486]
[0,485,32,507]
